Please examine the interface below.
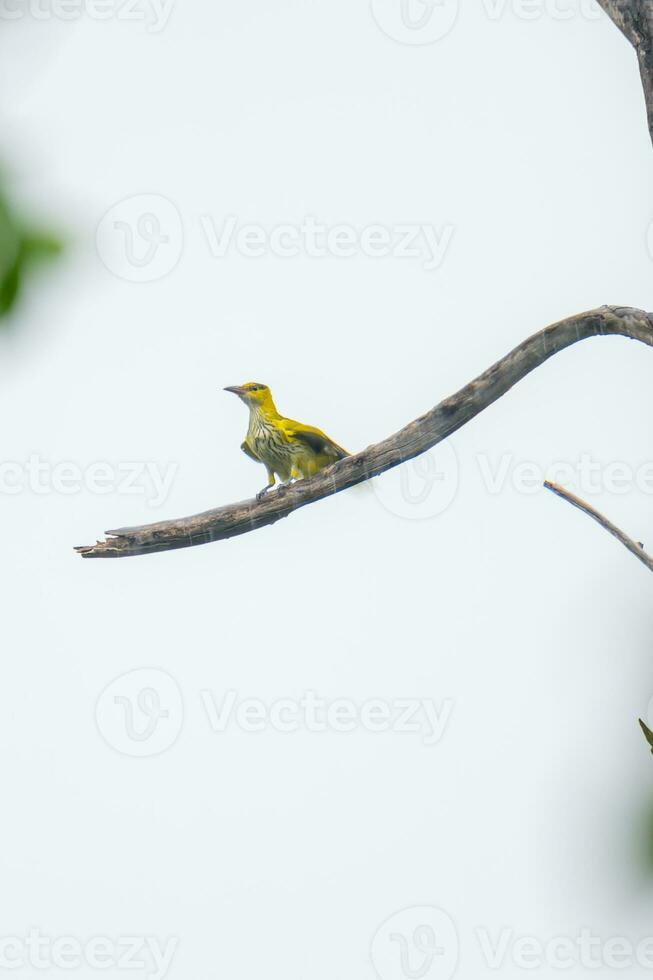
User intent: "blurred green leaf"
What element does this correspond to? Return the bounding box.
[0,185,62,321]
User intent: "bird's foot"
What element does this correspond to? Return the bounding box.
[256,479,297,501]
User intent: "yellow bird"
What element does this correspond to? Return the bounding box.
[224,382,349,498]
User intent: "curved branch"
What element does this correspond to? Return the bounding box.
[75,305,653,559]
[596,0,653,145]
[544,480,653,572]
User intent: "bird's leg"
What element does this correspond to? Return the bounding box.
[278,468,302,490]
[256,467,277,501]
[268,464,299,493]
[277,466,302,490]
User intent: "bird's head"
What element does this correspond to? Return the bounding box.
[224,381,273,410]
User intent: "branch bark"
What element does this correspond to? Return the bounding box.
[596,0,653,145]
[544,480,653,572]
[75,305,653,559]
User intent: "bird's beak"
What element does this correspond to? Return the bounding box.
[224,385,246,396]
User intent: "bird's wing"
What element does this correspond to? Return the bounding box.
[281,419,349,460]
[240,440,260,462]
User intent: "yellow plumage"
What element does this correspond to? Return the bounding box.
[224,382,349,498]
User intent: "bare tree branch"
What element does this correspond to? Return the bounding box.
[639,718,653,752]
[74,305,653,559]
[544,480,653,572]
[596,0,653,145]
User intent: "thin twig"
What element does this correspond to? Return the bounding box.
[74,306,653,559]
[544,480,653,572]
[545,476,653,753]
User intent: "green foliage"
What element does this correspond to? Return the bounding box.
[0,188,62,320]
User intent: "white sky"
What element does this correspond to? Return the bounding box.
[1,2,653,978]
